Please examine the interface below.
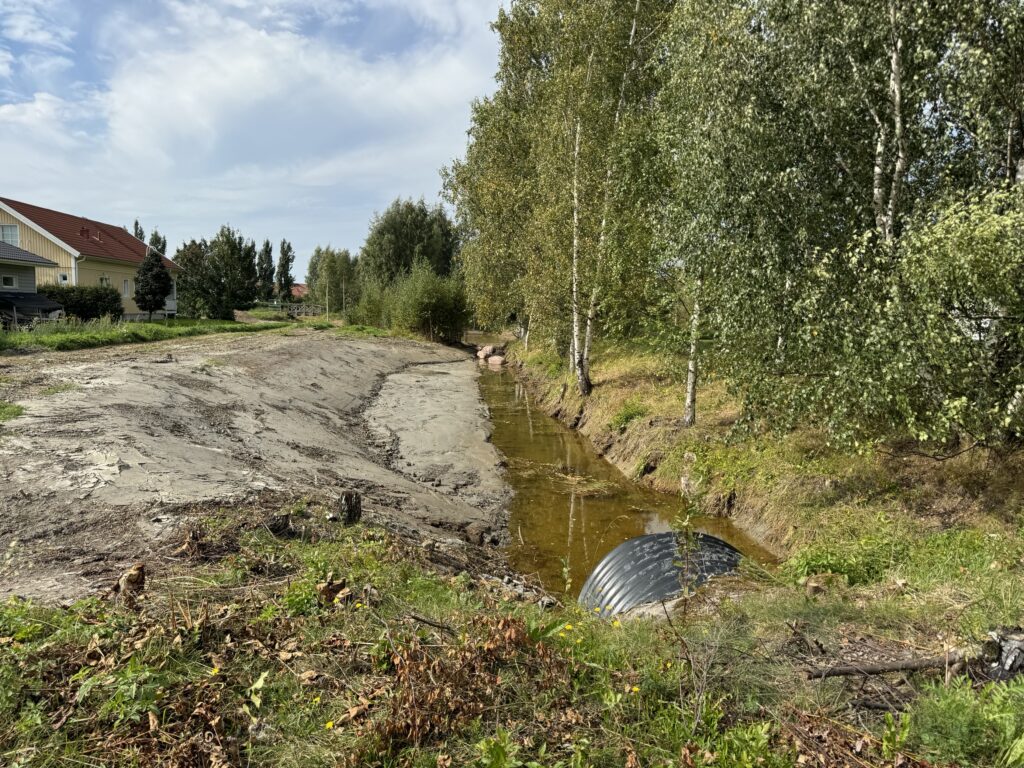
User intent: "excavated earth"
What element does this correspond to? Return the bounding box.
[0,329,510,602]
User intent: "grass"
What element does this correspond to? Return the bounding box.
[1,497,1013,766]
[0,401,23,422]
[0,317,292,352]
[335,323,396,339]
[40,382,76,396]
[509,339,1024,766]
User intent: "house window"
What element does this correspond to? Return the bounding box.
[123,279,131,297]
[99,276,111,288]
[58,273,69,284]
[0,225,17,246]
[169,279,177,300]
[1,275,16,288]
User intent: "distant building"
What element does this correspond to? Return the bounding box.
[0,197,181,319]
[290,283,309,301]
[0,240,62,327]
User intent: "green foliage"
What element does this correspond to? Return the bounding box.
[908,678,1024,766]
[307,245,358,315]
[0,318,288,352]
[358,198,458,286]
[784,534,909,586]
[608,400,648,432]
[388,261,470,343]
[38,284,123,321]
[0,401,24,422]
[276,239,296,300]
[133,246,173,319]
[147,228,167,258]
[256,239,275,301]
[349,263,469,343]
[175,228,262,319]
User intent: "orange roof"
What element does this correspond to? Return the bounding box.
[0,197,179,270]
[291,283,308,299]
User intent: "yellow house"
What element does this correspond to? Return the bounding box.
[0,197,180,318]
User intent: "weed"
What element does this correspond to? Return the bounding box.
[608,399,649,432]
[0,401,24,422]
[41,382,77,396]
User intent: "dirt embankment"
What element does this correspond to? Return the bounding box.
[0,330,509,602]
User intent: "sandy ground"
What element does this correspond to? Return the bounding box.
[0,329,509,602]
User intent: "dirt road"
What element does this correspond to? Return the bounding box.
[0,329,509,601]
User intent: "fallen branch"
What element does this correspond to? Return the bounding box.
[807,651,963,679]
[407,613,456,636]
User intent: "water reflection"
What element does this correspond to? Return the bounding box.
[478,366,755,595]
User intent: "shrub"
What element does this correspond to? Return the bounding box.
[388,261,469,343]
[38,285,123,321]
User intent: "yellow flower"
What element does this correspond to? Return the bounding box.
[593,608,601,613]
[209,667,220,677]
[312,696,321,705]
[563,623,574,631]
[325,721,335,730]
[575,638,582,645]
[355,602,363,609]
[558,632,566,638]
[631,686,640,694]
[611,619,621,628]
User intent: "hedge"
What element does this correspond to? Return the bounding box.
[38,285,124,321]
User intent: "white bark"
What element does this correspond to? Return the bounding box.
[570,115,591,395]
[884,1,906,243]
[683,279,702,428]
[582,0,642,375]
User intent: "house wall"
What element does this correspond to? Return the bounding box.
[0,263,37,293]
[0,209,75,286]
[78,258,180,317]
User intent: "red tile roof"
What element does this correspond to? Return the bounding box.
[0,197,179,270]
[291,283,309,299]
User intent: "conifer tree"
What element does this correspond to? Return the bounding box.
[257,239,275,300]
[276,240,296,300]
[134,247,172,321]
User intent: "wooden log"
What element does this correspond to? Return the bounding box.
[807,651,963,679]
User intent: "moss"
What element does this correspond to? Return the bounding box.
[0,401,24,422]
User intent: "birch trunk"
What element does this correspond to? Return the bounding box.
[571,115,592,396]
[683,279,702,428]
[884,1,906,242]
[582,0,642,379]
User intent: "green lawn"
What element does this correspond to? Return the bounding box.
[0,318,291,352]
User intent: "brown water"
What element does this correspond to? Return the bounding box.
[477,364,766,596]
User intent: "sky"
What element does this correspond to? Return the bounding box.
[0,0,502,280]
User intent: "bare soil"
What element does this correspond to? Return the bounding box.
[0,329,509,602]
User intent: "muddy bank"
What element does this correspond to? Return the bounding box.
[0,330,509,601]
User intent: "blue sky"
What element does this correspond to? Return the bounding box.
[0,0,502,279]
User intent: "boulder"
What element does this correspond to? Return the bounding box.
[477,345,495,359]
[487,356,506,367]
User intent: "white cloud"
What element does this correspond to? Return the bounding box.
[0,0,502,278]
[0,0,76,50]
[0,47,12,78]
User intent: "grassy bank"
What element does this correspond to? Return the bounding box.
[0,318,291,352]
[5,498,1015,768]
[507,341,1024,766]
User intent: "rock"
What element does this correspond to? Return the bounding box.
[477,345,495,359]
[464,521,490,545]
[487,356,506,366]
[330,490,362,526]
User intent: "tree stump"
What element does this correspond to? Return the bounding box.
[330,490,362,526]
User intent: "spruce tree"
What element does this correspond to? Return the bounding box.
[257,239,275,300]
[134,247,173,321]
[132,219,145,242]
[276,240,296,301]
[148,229,168,257]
